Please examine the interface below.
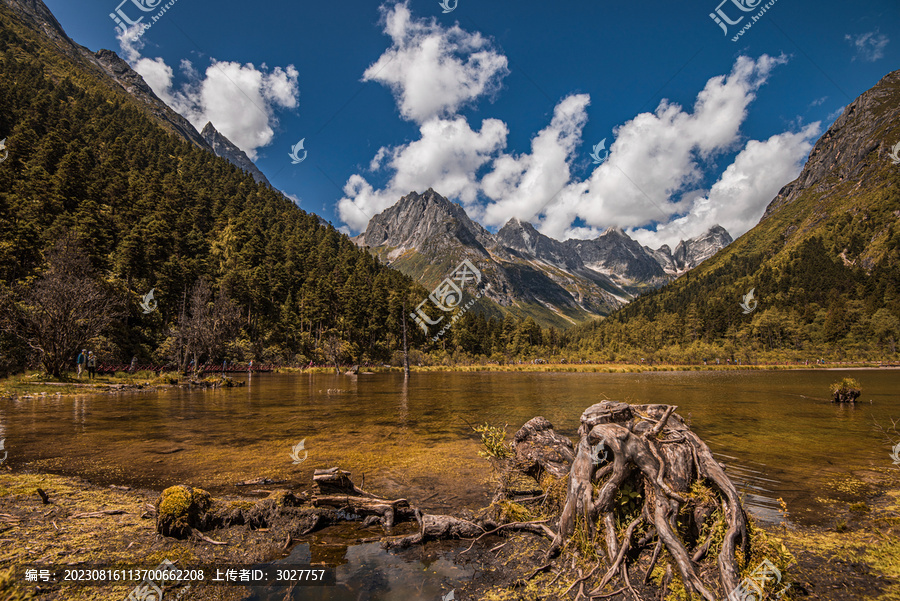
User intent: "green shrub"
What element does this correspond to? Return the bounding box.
[473,423,512,459]
[830,377,862,395]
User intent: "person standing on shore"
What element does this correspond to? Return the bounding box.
[87,351,97,379]
[76,349,86,379]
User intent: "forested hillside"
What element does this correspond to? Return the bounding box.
[3,0,897,373]
[0,4,433,373]
[566,71,900,364]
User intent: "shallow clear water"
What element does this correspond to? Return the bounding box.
[244,539,470,601]
[3,370,899,523]
[2,369,899,597]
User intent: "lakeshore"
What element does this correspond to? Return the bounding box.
[1,369,899,599]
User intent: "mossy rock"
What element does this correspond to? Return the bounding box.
[156,485,212,538]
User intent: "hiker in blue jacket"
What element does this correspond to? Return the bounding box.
[76,349,86,379]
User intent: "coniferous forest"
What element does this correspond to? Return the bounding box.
[1,3,899,378]
[0,15,437,374]
[0,8,555,375]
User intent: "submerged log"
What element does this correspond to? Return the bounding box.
[313,467,378,497]
[382,512,487,549]
[312,467,415,528]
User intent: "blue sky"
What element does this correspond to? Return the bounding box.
[44,0,900,248]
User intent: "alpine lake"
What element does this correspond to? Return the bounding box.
[4,368,898,600]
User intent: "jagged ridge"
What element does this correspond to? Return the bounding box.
[356,189,732,328]
[201,122,272,187]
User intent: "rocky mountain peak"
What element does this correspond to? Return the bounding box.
[671,226,734,271]
[497,217,582,269]
[200,122,271,187]
[4,0,72,49]
[354,189,734,326]
[356,189,491,256]
[5,0,209,150]
[497,217,538,245]
[762,69,900,220]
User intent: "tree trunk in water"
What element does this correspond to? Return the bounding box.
[292,404,755,600]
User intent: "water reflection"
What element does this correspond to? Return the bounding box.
[399,376,409,428]
[244,541,470,601]
[1,369,898,527]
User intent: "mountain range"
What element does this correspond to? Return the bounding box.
[354,190,732,328]
[8,0,894,350]
[567,68,900,357]
[2,0,897,365]
[2,0,731,331]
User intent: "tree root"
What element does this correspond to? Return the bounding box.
[550,401,750,600]
[190,528,226,545]
[460,519,555,554]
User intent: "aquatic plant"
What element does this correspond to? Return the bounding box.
[473,423,513,459]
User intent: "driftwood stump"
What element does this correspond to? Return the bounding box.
[550,401,749,600]
[831,378,862,403]
[832,388,861,403]
[514,416,576,479]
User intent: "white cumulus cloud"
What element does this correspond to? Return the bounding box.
[479,94,590,227]
[341,6,815,252]
[628,123,822,249]
[338,116,508,230]
[534,54,792,244]
[117,26,299,160]
[363,1,509,124]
